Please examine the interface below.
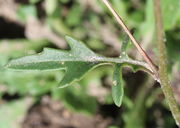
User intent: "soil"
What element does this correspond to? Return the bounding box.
[22,96,113,128]
[1,0,180,127]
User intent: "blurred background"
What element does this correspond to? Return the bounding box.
[0,0,180,128]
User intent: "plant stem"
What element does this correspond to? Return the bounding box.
[101,0,159,80]
[153,0,180,126]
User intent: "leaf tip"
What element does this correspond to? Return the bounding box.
[115,102,122,107]
[65,35,74,43]
[65,35,71,39]
[64,35,77,49]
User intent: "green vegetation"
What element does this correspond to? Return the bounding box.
[0,0,180,127]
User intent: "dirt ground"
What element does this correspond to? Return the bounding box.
[22,96,114,128]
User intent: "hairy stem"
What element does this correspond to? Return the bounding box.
[101,0,159,80]
[153,0,180,126]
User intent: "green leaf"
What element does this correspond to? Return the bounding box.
[0,98,33,128]
[6,36,152,88]
[120,34,130,58]
[29,0,41,4]
[45,0,58,15]
[6,36,100,88]
[111,0,127,20]
[65,4,83,27]
[112,64,124,107]
[59,62,97,88]
[6,36,98,70]
[143,0,180,31]
[17,5,37,21]
[162,0,180,30]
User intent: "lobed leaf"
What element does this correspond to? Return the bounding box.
[59,62,98,88]
[6,36,153,88]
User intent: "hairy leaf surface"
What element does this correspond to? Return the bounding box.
[6,36,152,87]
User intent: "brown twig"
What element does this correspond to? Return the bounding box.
[153,0,180,126]
[101,0,159,80]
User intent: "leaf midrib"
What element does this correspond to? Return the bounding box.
[7,56,151,71]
